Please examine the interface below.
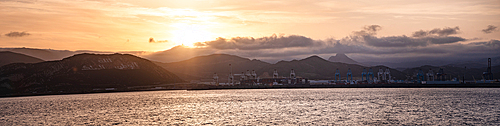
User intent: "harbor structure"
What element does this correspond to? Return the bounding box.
[367,68,374,82]
[427,69,435,81]
[361,68,367,81]
[377,68,384,82]
[483,58,493,80]
[211,58,497,86]
[334,68,341,83]
[347,68,352,83]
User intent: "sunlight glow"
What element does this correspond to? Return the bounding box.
[170,23,214,47]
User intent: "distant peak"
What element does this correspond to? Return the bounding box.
[328,53,362,65]
[309,55,321,58]
[302,55,326,61]
[335,53,348,57]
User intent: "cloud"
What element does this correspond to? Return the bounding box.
[349,26,465,47]
[146,38,499,64]
[412,26,460,37]
[468,39,500,47]
[364,25,382,33]
[354,35,429,47]
[144,25,497,64]
[412,30,428,37]
[4,31,31,37]
[482,25,498,34]
[424,36,465,44]
[149,37,168,43]
[351,35,463,48]
[429,27,460,36]
[353,25,381,36]
[0,0,37,3]
[195,34,319,50]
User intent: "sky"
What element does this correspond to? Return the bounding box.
[1,0,500,63]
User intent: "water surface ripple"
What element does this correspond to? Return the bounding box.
[1,88,499,125]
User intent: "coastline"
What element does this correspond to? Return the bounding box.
[193,83,500,90]
[2,83,500,98]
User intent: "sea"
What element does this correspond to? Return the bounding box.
[1,88,499,125]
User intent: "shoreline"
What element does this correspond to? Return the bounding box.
[193,83,500,90]
[2,83,500,98]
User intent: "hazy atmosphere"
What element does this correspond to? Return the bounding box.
[1,0,499,63]
[2,0,500,125]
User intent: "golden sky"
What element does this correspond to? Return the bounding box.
[1,0,500,63]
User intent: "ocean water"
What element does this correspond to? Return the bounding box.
[1,88,499,125]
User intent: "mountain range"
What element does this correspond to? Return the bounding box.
[156,54,406,81]
[4,47,499,69]
[259,55,406,80]
[155,54,271,81]
[1,47,498,82]
[0,51,44,67]
[1,47,499,96]
[0,53,183,95]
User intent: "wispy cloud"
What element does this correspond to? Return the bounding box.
[412,27,460,37]
[482,25,498,34]
[353,25,381,36]
[4,31,30,37]
[149,37,169,43]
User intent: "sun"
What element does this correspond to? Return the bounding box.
[170,23,214,47]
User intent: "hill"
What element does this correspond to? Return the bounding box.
[157,54,407,82]
[259,55,406,80]
[0,51,44,67]
[0,53,183,95]
[155,54,271,81]
[0,47,115,61]
[328,53,363,66]
[145,45,215,63]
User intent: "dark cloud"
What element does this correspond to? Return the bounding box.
[356,35,428,47]
[145,39,499,64]
[424,36,466,44]
[350,26,465,47]
[195,34,318,50]
[313,40,375,54]
[412,26,460,37]
[144,25,498,64]
[349,35,465,48]
[353,25,381,36]
[412,30,428,37]
[4,31,31,37]
[149,37,168,43]
[429,27,460,36]
[469,39,500,47]
[482,25,498,34]
[364,25,382,32]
